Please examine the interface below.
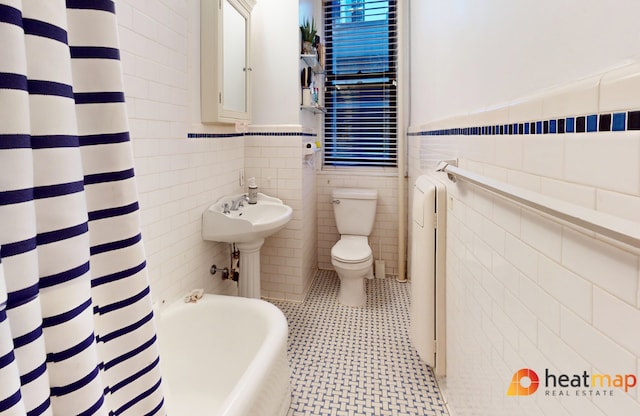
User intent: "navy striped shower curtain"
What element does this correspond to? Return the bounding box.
[0,1,165,415]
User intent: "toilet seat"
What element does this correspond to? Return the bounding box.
[331,236,372,264]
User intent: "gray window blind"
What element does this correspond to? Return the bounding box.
[323,0,397,168]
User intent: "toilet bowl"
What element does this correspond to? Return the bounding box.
[330,188,378,307]
[331,236,374,306]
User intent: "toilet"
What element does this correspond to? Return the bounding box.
[330,188,378,307]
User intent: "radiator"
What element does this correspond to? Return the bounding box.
[410,174,447,376]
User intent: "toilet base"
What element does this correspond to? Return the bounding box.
[338,275,366,307]
[331,253,373,308]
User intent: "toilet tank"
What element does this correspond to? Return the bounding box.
[332,188,378,236]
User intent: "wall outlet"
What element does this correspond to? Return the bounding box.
[235,120,248,133]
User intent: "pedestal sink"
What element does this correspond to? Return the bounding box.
[202,193,293,298]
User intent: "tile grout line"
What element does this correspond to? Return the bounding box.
[270,270,449,416]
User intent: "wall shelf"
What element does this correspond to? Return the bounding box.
[301,54,324,74]
[300,105,326,114]
[300,54,324,114]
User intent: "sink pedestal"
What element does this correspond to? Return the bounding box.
[236,238,264,298]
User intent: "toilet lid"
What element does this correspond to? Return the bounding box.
[331,236,372,263]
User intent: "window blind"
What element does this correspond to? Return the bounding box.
[323,0,398,168]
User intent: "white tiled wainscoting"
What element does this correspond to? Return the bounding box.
[409,61,640,416]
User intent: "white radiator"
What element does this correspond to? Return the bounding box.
[410,174,447,376]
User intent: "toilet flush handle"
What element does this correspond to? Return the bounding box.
[332,199,341,204]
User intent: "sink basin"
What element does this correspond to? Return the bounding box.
[202,193,293,243]
[202,192,293,298]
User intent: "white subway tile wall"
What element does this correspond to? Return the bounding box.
[409,62,640,416]
[117,1,242,303]
[438,178,640,415]
[317,173,402,277]
[244,132,318,302]
[117,0,397,304]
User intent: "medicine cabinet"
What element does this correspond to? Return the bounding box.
[201,0,255,124]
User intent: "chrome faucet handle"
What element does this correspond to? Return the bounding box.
[230,195,249,210]
[222,203,230,214]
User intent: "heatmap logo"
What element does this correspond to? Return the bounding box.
[507,368,638,397]
[507,368,540,396]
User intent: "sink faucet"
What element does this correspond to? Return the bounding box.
[230,194,249,211]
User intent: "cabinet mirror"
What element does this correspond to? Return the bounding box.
[201,0,255,124]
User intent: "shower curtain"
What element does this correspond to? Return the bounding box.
[0,1,164,415]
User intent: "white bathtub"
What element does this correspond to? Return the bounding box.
[157,294,291,416]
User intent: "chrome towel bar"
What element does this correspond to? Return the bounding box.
[437,160,640,249]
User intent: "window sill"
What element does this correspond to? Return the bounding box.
[318,166,399,177]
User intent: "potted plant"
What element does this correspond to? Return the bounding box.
[300,18,317,54]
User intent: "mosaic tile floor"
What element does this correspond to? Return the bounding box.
[270,270,449,416]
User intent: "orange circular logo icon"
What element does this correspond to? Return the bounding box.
[507,368,540,396]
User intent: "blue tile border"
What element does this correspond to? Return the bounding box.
[187,131,317,139]
[252,132,317,137]
[187,132,243,138]
[409,110,640,136]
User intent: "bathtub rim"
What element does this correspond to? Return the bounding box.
[156,293,291,416]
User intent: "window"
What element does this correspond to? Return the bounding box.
[323,0,397,168]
